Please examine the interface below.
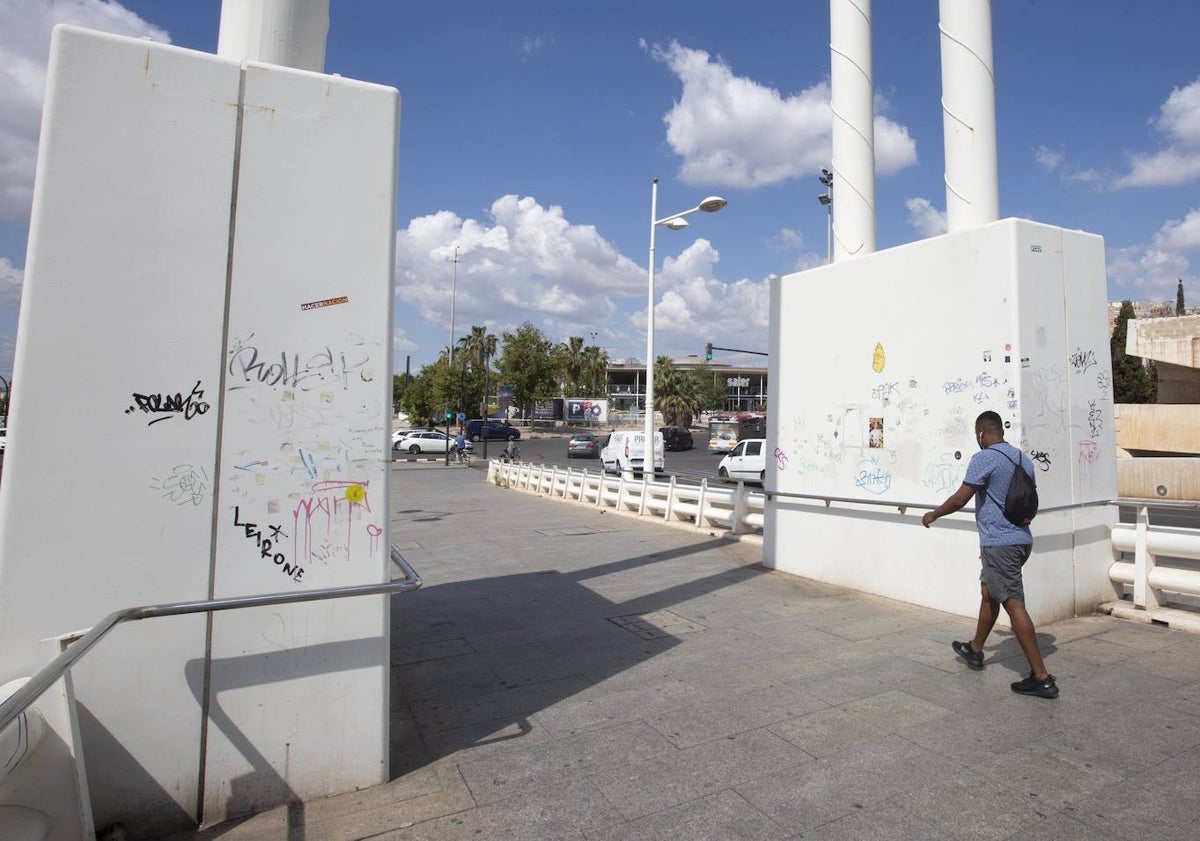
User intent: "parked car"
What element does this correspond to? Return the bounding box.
[392,427,434,450]
[0,427,6,452]
[396,430,451,454]
[466,418,520,442]
[567,432,600,458]
[659,425,694,451]
[600,430,664,474]
[717,438,766,483]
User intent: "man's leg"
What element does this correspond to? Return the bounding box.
[1002,596,1049,680]
[971,583,1000,654]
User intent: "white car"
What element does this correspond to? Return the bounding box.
[396,430,451,454]
[717,438,766,483]
[392,427,437,449]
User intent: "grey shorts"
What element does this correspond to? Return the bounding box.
[979,544,1033,603]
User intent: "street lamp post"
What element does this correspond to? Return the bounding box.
[644,178,727,472]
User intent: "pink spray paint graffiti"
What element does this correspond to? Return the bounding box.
[292,480,380,566]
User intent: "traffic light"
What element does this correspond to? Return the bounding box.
[705,342,713,361]
[445,410,452,421]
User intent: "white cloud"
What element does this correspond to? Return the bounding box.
[905,197,947,238]
[1153,208,1200,252]
[1108,209,1200,299]
[642,238,772,357]
[0,258,22,304]
[648,41,917,189]
[394,195,644,350]
[0,0,169,220]
[771,228,804,251]
[1035,145,1063,172]
[1114,77,1200,189]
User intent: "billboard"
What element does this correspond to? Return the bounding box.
[566,398,608,423]
[532,400,559,421]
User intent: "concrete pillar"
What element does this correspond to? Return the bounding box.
[830,0,877,259]
[218,0,330,72]
[938,0,1000,231]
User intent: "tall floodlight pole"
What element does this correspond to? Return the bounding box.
[644,179,728,472]
[448,245,459,366]
[818,169,833,264]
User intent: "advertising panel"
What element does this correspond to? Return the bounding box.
[566,398,609,424]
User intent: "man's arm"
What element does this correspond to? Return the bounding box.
[921,483,977,528]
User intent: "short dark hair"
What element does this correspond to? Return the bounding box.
[975,410,1003,434]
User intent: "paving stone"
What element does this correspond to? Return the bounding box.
[645,681,827,748]
[1001,811,1125,841]
[590,728,813,820]
[975,744,1124,809]
[582,789,788,841]
[796,801,956,840]
[456,720,677,806]
[887,768,1052,840]
[769,706,889,758]
[790,653,954,706]
[375,778,624,840]
[734,735,959,831]
[532,678,700,736]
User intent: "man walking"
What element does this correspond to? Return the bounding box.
[921,410,1058,699]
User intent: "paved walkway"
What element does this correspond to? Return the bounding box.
[184,462,1200,840]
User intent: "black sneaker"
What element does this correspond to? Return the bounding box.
[1011,672,1059,699]
[952,640,984,670]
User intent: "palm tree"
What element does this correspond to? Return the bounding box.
[558,336,586,396]
[582,344,609,396]
[456,325,498,417]
[654,355,701,427]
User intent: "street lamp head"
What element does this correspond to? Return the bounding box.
[662,217,690,231]
[698,196,728,213]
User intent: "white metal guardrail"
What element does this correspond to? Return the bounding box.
[1109,500,1200,620]
[487,459,766,537]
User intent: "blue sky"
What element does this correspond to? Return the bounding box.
[1,0,1199,378]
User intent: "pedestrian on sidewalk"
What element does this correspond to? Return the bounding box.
[921,410,1058,699]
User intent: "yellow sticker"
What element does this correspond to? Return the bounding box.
[872,342,886,373]
[345,484,366,504]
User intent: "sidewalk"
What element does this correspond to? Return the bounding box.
[184,461,1200,840]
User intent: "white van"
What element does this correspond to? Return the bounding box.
[717,438,766,483]
[600,430,664,474]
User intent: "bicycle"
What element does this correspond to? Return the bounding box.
[454,442,474,466]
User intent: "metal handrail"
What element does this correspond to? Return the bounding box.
[764,487,1116,515]
[1116,498,1200,511]
[0,547,421,734]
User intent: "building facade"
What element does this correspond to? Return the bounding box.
[605,354,768,414]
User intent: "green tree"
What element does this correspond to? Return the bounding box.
[582,344,610,396]
[556,336,587,397]
[1110,300,1157,403]
[496,322,559,417]
[457,325,498,417]
[690,364,728,412]
[1177,279,1186,316]
[654,356,702,427]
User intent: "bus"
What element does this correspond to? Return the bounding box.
[707,411,767,453]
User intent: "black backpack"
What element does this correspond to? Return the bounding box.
[986,446,1038,526]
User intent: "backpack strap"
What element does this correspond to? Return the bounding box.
[982,444,1030,513]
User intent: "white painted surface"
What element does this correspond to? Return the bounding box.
[217,0,329,72]
[0,28,239,833]
[0,26,398,832]
[829,0,876,259]
[765,219,1117,624]
[938,0,999,231]
[204,60,397,823]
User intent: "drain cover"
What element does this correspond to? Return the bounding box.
[608,610,706,639]
[536,525,613,536]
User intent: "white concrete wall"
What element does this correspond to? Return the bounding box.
[0,26,398,834]
[765,219,1118,624]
